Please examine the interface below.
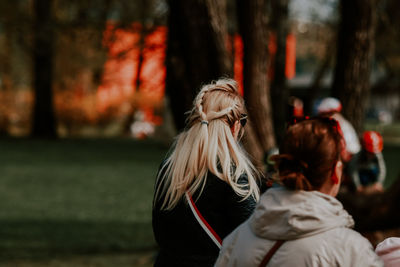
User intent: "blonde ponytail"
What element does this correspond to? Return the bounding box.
[155,78,260,210]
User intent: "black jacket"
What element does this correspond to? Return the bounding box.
[152,170,256,267]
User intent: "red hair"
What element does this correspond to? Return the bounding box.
[271,117,343,191]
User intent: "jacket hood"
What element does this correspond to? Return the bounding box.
[250,187,354,240]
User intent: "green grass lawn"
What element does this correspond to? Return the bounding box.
[0,137,398,266]
[0,138,169,265]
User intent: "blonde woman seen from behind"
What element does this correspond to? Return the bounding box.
[152,78,260,267]
[215,117,383,267]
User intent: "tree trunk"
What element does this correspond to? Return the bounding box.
[123,0,151,135]
[237,0,276,162]
[332,0,377,133]
[165,0,232,131]
[0,26,13,136]
[32,0,56,138]
[270,0,290,145]
[133,0,149,97]
[304,43,334,115]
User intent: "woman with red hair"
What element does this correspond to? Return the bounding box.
[215,117,382,267]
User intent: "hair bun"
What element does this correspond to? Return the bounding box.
[271,154,308,173]
[270,154,313,191]
[279,171,313,191]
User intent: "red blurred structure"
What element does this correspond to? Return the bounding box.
[95,23,296,130]
[97,23,166,117]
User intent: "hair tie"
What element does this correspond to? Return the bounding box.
[201,120,209,126]
[275,154,308,174]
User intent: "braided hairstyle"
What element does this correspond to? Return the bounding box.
[155,78,260,210]
[271,117,344,191]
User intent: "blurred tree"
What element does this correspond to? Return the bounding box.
[54,0,118,135]
[301,0,337,115]
[304,42,334,115]
[122,0,155,134]
[237,0,276,163]
[134,0,152,92]
[332,0,378,133]
[0,0,32,136]
[165,0,232,131]
[269,0,290,145]
[373,0,400,100]
[32,0,57,138]
[0,22,12,136]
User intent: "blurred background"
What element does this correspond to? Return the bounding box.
[0,0,399,266]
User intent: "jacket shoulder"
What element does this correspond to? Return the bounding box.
[319,228,383,267]
[268,228,383,267]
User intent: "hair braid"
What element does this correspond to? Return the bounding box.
[206,106,234,122]
[195,87,210,125]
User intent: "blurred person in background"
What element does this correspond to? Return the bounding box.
[316,97,361,191]
[215,117,382,267]
[316,97,361,162]
[152,78,260,267]
[351,131,386,194]
[288,96,304,121]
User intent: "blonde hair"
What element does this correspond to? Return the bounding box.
[155,78,260,210]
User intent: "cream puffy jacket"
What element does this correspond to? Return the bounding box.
[215,187,383,267]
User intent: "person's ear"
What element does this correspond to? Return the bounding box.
[332,160,343,184]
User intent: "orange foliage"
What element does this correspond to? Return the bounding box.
[54,89,98,125]
[96,23,166,125]
[54,25,295,132]
[0,89,33,136]
[267,32,297,81]
[54,23,167,130]
[1,22,296,137]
